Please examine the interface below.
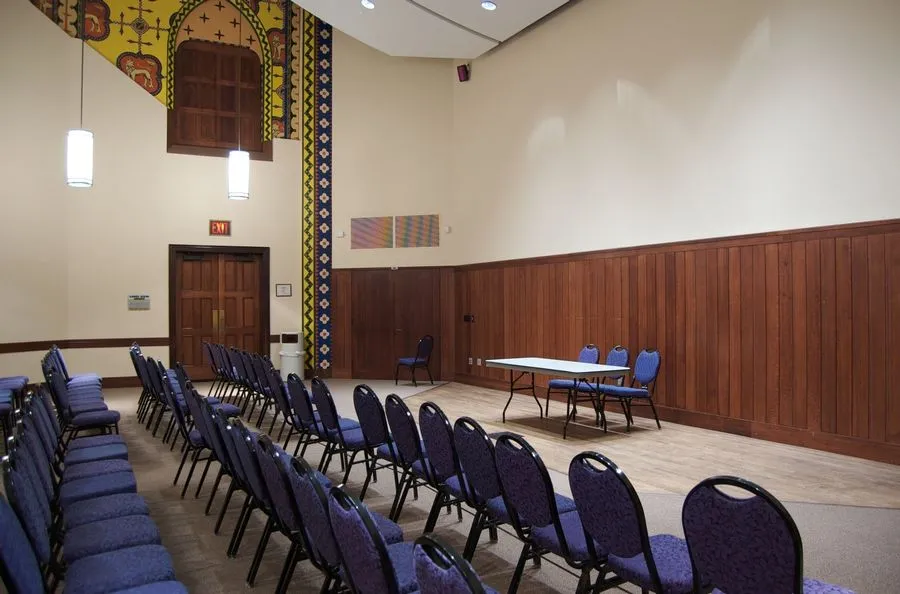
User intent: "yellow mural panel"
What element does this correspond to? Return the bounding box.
[32,0,299,140]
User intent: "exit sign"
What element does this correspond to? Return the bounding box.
[209,220,231,236]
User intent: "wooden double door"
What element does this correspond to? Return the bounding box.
[170,246,270,381]
[351,268,441,380]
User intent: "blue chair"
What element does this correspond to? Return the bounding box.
[493,432,592,594]
[570,451,692,593]
[545,343,599,415]
[564,345,629,438]
[596,348,661,432]
[328,486,418,594]
[418,401,466,533]
[384,394,433,522]
[395,334,435,387]
[414,534,498,594]
[682,476,855,594]
[352,383,401,501]
[452,416,511,561]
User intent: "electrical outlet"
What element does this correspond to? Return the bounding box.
[477,358,482,366]
[468,357,473,365]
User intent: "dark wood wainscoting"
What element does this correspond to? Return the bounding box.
[454,219,900,465]
[331,267,450,381]
[329,219,900,464]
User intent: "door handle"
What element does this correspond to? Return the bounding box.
[212,309,219,331]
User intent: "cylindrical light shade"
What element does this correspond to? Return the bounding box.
[66,129,94,188]
[227,150,250,200]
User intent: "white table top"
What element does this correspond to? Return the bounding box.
[485,357,630,378]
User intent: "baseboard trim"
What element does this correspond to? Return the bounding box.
[452,374,900,466]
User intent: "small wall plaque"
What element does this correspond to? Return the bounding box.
[128,294,151,310]
[275,283,292,297]
[209,219,231,236]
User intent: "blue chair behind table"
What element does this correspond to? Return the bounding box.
[353,383,401,501]
[569,451,692,593]
[493,433,594,594]
[395,334,435,387]
[414,534,498,594]
[682,476,855,594]
[328,486,419,594]
[567,345,629,436]
[452,417,511,562]
[545,343,600,416]
[596,348,661,432]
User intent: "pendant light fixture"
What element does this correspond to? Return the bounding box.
[66,4,93,188]
[228,13,250,200]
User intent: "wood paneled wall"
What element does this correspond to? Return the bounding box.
[331,219,900,464]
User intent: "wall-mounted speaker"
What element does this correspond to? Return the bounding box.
[457,64,470,82]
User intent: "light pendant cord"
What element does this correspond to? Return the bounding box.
[79,2,85,129]
[237,16,242,152]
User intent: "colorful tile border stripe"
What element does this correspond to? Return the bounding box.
[351,217,394,249]
[395,214,440,248]
[300,10,333,373]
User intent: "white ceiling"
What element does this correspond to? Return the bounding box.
[291,0,571,59]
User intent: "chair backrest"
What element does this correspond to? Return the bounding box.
[569,452,656,583]
[353,384,391,448]
[604,345,629,385]
[286,374,320,432]
[384,394,426,469]
[286,456,341,570]
[416,335,435,362]
[2,459,51,566]
[266,368,294,421]
[0,493,45,594]
[632,349,661,387]
[255,434,300,533]
[310,377,341,434]
[229,419,271,506]
[682,475,804,594]
[577,344,600,364]
[328,487,402,594]
[494,433,573,555]
[414,534,487,594]
[418,401,459,483]
[452,417,502,506]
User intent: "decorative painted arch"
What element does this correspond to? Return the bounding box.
[166,0,275,141]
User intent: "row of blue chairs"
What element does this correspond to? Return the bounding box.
[0,382,189,593]
[130,345,499,594]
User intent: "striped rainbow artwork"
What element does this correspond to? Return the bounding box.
[351,217,394,249]
[395,214,440,248]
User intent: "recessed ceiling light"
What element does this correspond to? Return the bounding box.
[361,0,375,9]
[481,1,497,10]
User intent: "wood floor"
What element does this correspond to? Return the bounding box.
[404,382,900,509]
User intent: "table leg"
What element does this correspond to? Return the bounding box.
[502,371,544,422]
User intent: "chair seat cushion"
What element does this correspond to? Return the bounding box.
[531,509,593,562]
[63,458,133,482]
[371,510,404,544]
[64,514,162,563]
[0,402,10,416]
[70,401,110,415]
[386,541,419,594]
[63,544,176,594]
[596,385,650,398]
[0,389,12,403]
[59,471,137,508]
[64,443,130,465]
[215,402,241,417]
[398,357,427,366]
[188,428,207,448]
[67,374,102,388]
[68,434,126,450]
[0,377,28,391]
[333,427,367,449]
[64,493,150,530]
[70,409,121,427]
[377,441,399,461]
[609,534,693,594]
[548,378,579,390]
[109,581,189,594]
[801,578,856,593]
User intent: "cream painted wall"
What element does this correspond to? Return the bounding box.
[0,0,301,379]
[449,0,900,263]
[331,30,455,268]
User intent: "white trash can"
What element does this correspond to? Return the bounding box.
[279,332,304,381]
